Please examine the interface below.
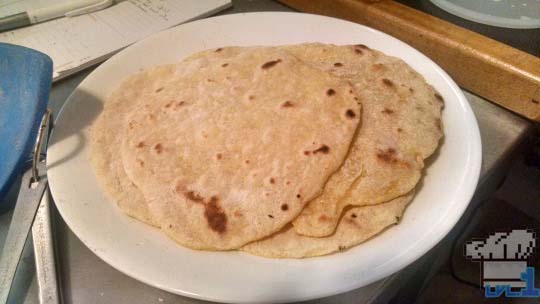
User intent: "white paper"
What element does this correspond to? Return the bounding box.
[0,0,231,80]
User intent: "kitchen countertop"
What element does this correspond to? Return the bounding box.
[0,0,532,303]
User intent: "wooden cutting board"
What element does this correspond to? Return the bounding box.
[278,0,540,122]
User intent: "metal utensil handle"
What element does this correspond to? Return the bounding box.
[0,165,48,304]
[32,109,51,183]
[0,110,51,304]
[32,191,61,304]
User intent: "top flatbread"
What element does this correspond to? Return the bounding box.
[189,44,444,238]
[120,47,361,250]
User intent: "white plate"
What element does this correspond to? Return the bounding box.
[47,12,481,303]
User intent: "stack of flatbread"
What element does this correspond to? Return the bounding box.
[90,43,444,258]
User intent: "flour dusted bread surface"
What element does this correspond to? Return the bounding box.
[186,44,443,239]
[120,47,360,250]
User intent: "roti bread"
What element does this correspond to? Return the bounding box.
[120,47,361,250]
[91,51,250,226]
[281,44,443,237]
[242,191,414,258]
[90,43,443,256]
[90,65,181,227]
[184,44,443,238]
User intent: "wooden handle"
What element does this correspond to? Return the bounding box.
[278,0,540,121]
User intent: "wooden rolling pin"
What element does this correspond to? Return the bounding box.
[278,0,540,122]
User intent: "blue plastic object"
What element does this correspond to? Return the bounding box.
[0,43,52,202]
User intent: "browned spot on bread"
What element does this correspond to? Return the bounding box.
[281,204,289,211]
[371,63,386,72]
[313,144,330,154]
[184,191,204,203]
[268,214,274,219]
[353,46,363,54]
[349,89,354,94]
[319,214,329,222]
[136,141,145,148]
[351,213,357,218]
[436,118,442,131]
[216,153,222,160]
[434,93,444,102]
[248,95,255,100]
[382,108,394,114]
[532,99,539,104]
[270,178,275,184]
[128,122,134,129]
[155,87,164,93]
[261,59,281,69]
[168,224,173,228]
[281,101,294,108]
[154,143,163,154]
[409,88,414,93]
[376,148,397,163]
[137,159,144,167]
[221,63,228,67]
[215,48,222,52]
[165,101,173,108]
[304,150,311,156]
[175,101,185,109]
[376,148,412,168]
[346,109,356,118]
[174,183,185,194]
[147,114,155,120]
[356,44,369,50]
[286,181,291,185]
[397,128,403,133]
[206,78,215,83]
[245,160,250,164]
[334,62,343,67]
[326,88,336,96]
[296,194,301,199]
[395,216,401,222]
[382,78,394,87]
[204,196,227,234]
[338,246,346,251]
[234,210,243,218]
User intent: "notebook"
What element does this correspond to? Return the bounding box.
[0,0,232,81]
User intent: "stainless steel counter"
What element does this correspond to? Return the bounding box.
[0,0,532,303]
